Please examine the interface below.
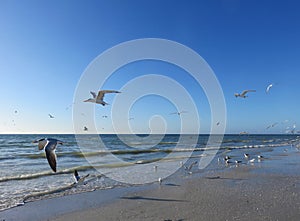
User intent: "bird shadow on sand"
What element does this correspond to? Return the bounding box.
[204,176,245,181]
[164,219,185,221]
[121,196,188,202]
[164,183,181,187]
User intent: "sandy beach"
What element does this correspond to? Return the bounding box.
[1,145,299,221]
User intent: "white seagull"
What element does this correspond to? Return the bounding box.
[266,83,274,93]
[32,138,63,172]
[234,90,256,98]
[84,90,121,106]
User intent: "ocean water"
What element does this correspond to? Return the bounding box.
[0,134,299,211]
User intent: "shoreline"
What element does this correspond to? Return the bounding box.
[1,145,300,221]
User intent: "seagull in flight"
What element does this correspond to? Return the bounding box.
[170,110,187,115]
[83,126,88,131]
[234,90,256,98]
[48,114,54,118]
[84,90,121,106]
[184,161,198,173]
[266,83,274,93]
[32,138,63,172]
[73,170,90,184]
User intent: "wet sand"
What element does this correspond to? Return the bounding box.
[50,168,299,221]
[1,146,300,221]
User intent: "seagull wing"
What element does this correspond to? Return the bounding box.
[96,90,120,100]
[44,139,62,172]
[37,139,48,150]
[241,90,256,96]
[266,84,273,93]
[90,91,97,98]
[78,174,90,183]
[45,146,57,172]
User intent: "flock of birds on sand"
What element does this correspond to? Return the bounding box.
[219,153,265,166]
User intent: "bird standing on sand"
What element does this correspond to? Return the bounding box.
[84,90,121,106]
[32,138,63,172]
[234,90,256,98]
[248,158,255,163]
[158,177,162,185]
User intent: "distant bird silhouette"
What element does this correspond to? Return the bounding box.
[234,90,256,98]
[170,111,187,115]
[48,114,54,118]
[84,90,121,106]
[83,126,88,131]
[266,122,278,130]
[32,138,63,172]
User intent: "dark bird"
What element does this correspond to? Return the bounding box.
[32,138,63,172]
[234,90,256,98]
[170,111,187,116]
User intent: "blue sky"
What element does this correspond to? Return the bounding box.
[0,0,300,134]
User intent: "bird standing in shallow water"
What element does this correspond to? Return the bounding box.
[32,138,63,172]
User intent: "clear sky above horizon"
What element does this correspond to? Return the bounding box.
[0,0,300,134]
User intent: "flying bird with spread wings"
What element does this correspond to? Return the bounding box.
[32,138,63,172]
[234,90,256,98]
[84,90,121,106]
